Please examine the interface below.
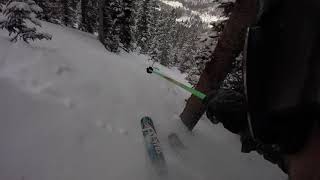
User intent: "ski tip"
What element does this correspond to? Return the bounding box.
[141,116,154,127]
[141,116,157,133]
[141,116,152,122]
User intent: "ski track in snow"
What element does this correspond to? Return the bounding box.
[0,22,286,180]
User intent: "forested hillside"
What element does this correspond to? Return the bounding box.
[0,0,237,86]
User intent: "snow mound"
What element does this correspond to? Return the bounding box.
[0,22,286,180]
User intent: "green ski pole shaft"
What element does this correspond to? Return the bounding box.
[146,67,207,100]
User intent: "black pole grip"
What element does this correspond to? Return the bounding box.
[146,67,154,74]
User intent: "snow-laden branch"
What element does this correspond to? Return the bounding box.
[0,0,52,43]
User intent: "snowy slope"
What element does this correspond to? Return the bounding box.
[0,22,286,180]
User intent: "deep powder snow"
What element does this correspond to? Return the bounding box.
[0,22,286,180]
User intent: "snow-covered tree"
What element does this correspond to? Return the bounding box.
[146,0,161,56]
[0,0,52,43]
[178,35,197,73]
[0,3,3,13]
[149,8,178,66]
[0,0,5,8]
[97,0,123,52]
[135,0,149,53]
[177,15,203,72]
[149,12,168,65]
[62,0,78,28]
[80,0,98,33]
[119,0,135,51]
[98,0,136,53]
[165,9,178,64]
[135,0,157,54]
[34,0,61,24]
[104,0,121,52]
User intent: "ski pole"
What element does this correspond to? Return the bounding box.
[146,67,207,100]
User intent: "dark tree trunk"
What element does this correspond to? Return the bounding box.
[98,0,106,44]
[81,0,94,33]
[62,0,70,26]
[180,0,258,130]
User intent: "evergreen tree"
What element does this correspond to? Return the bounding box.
[149,12,168,65]
[178,15,203,73]
[62,0,78,28]
[98,0,105,44]
[0,0,6,8]
[99,0,136,52]
[147,0,160,53]
[98,0,125,52]
[166,9,178,65]
[80,0,89,31]
[104,0,121,52]
[80,0,97,33]
[172,23,188,65]
[178,34,197,73]
[149,5,180,66]
[34,0,61,24]
[119,0,135,51]
[135,0,152,54]
[157,10,178,66]
[134,0,162,55]
[0,0,52,43]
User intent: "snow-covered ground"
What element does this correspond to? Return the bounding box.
[160,0,222,24]
[161,0,184,8]
[0,22,286,180]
